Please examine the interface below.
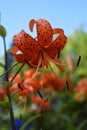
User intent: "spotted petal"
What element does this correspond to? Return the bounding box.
[29,19,53,48]
[45,43,58,60]
[53,28,67,50]
[13,30,39,62]
[12,46,25,63]
[29,19,36,32]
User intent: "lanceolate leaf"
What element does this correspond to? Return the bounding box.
[0,101,7,108]
[20,114,42,130]
[0,25,7,37]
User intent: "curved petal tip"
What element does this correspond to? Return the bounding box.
[29,19,36,32]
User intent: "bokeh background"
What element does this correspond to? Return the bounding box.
[0,0,87,130]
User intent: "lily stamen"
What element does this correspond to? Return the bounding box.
[77,55,81,67]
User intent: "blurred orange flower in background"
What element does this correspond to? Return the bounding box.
[66,55,74,71]
[2,70,64,109]
[9,74,22,93]
[40,72,65,90]
[30,95,51,110]
[9,70,65,95]
[8,70,41,95]
[74,78,87,101]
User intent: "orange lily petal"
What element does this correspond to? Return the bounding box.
[13,30,36,52]
[18,89,30,96]
[10,83,18,93]
[29,19,53,48]
[12,46,25,63]
[9,74,22,82]
[41,73,64,90]
[13,30,39,62]
[29,53,42,68]
[45,43,58,59]
[29,19,36,32]
[53,28,67,50]
[14,54,25,63]
[24,70,35,79]
[37,19,53,48]
[53,28,64,36]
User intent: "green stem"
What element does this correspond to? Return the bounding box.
[20,114,42,130]
[3,37,8,80]
[3,37,16,130]
[10,63,25,82]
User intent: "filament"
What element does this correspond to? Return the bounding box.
[66,81,70,91]
[26,55,42,82]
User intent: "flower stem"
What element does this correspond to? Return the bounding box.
[10,63,25,82]
[3,37,16,130]
[3,37,8,80]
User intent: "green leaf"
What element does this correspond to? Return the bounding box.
[0,95,10,109]
[5,81,13,87]
[20,114,42,130]
[67,123,76,130]
[4,95,9,102]
[0,25,7,37]
[0,62,4,68]
[77,120,87,130]
[0,101,7,108]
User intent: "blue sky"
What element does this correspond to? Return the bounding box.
[0,0,87,55]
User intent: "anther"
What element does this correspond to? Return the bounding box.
[18,83,24,90]
[58,49,60,58]
[37,90,44,99]
[77,55,81,67]
[66,81,70,91]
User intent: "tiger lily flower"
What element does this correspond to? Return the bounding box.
[12,19,67,71]
[74,78,87,101]
[40,72,64,90]
[8,70,42,95]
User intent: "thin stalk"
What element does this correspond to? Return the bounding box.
[10,63,25,82]
[0,62,19,78]
[3,37,16,130]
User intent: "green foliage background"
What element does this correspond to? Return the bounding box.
[0,28,87,130]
